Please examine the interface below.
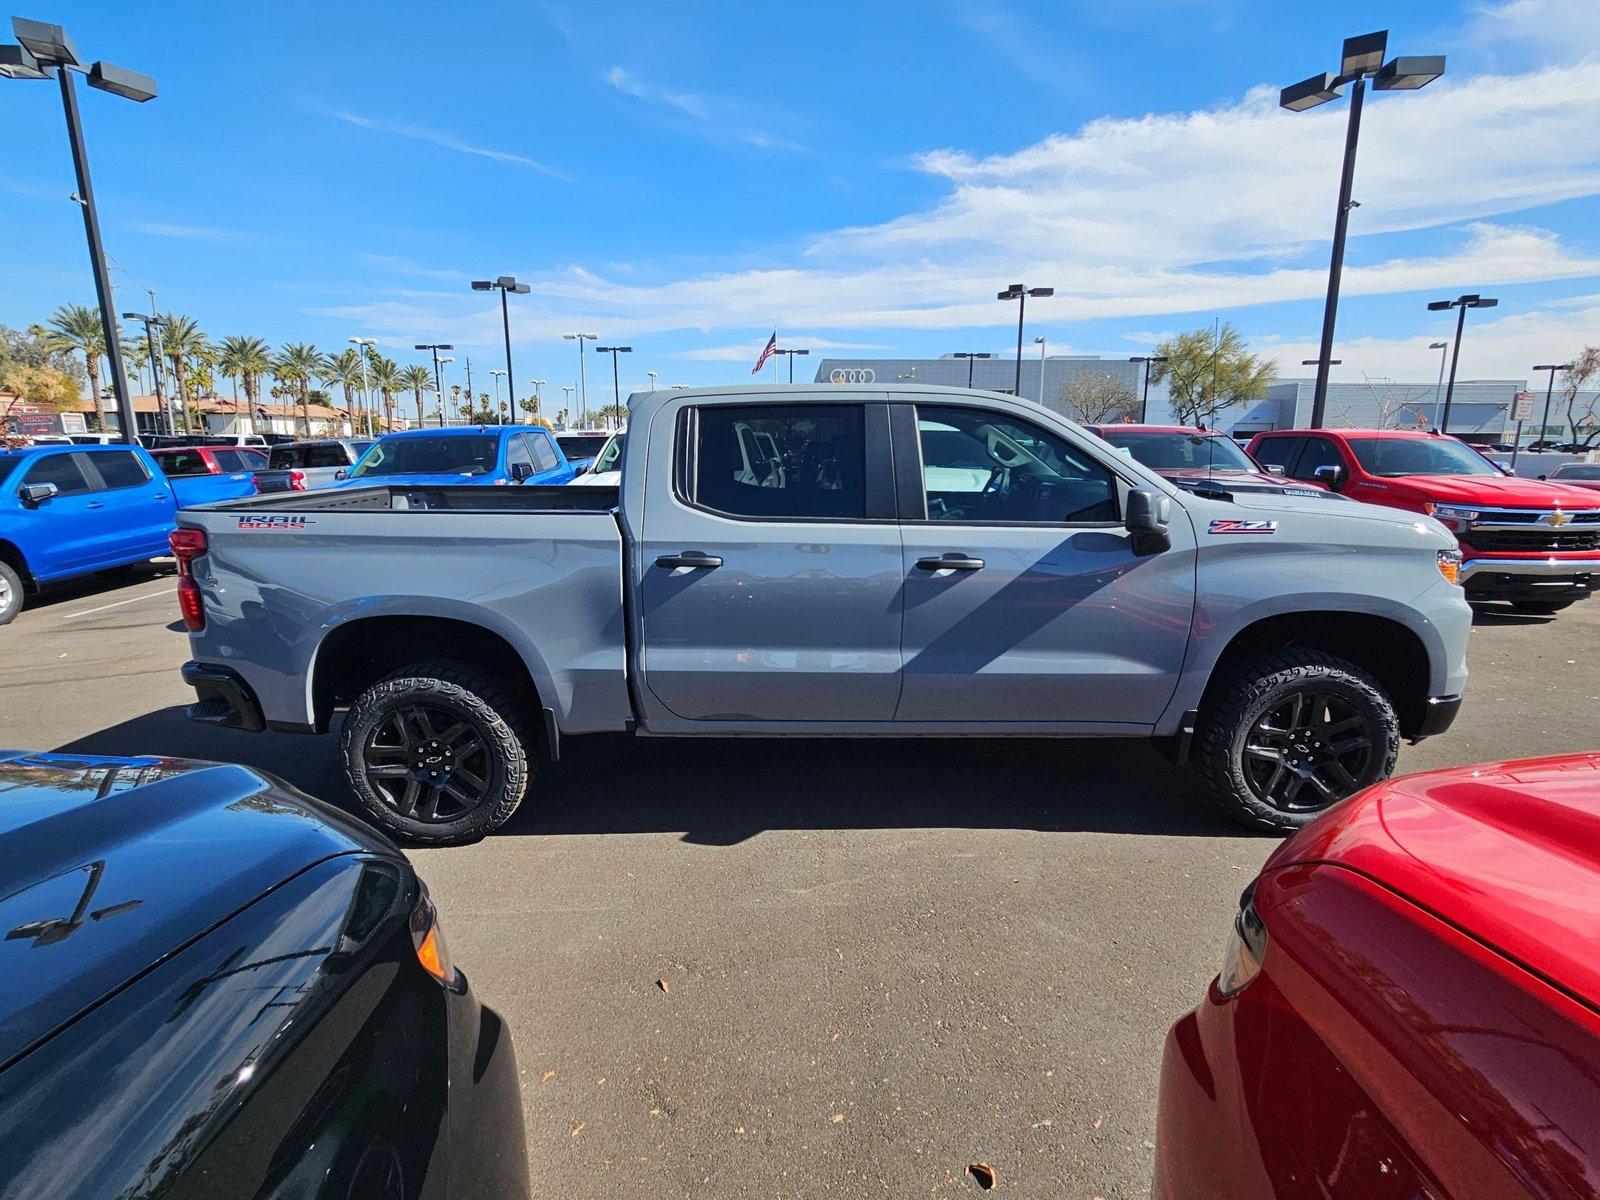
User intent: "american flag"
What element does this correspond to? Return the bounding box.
[751,331,778,375]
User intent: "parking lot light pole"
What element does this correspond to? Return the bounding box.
[1427,294,1498,434]
[1129,355,1168,423]
[954,352,992,388]
[1281,32,1445,429]
[595,345,632,412]
[997,284,1053,396]
[122,310,169,436]
[563,333,598,427]
[773,347,810,383]
[435,357,454,425]
[3,18,157,444]
[472,277,529,405]
[1429,341,1450,427]
[530,378,545,418]
[489,369,506,421]
[349,337,377,433]
[1533,362,1572,450]
[414,343,453,427]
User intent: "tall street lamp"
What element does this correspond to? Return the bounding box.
[645,370,659,392]
[563,332,598,426]
[489,369,507,422]
[1429,340,1450,427]
[773,347,810,383]
[1281,30,1445,428]
[435,356,455,425]
[1129,355,1169,423]
[530,378,545,418]
[561,384,575,426]
[1427,294,1498,434]
[1533,362,1572,449]
[3,18,156,443]
[954,351,992,388]
[997,283,1053,396]
[415,342,453,427]
[349,337,376,433]
[122,310,169,435]
[471,276,529,404]
[595,345,632,414]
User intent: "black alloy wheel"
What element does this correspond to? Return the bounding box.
[1241,691,1374,812]
[361,704,493,824]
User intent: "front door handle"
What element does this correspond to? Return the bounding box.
[86,501,106,510]
[656,551,723,570]
[916,553,985,572]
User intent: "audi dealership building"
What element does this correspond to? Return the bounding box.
[812,354,1529,441]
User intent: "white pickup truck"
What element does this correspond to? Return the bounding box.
[175,385,1472,845]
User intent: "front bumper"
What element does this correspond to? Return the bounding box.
[181,660,266,732]
[1459,557,1596,602]
[1414,694,1462,739]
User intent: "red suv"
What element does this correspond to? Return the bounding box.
[1248,429,1600,614]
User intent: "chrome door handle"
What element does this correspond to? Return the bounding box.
[916,553,985,571]
[656,551,723,570]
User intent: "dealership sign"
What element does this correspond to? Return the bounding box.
[828,369,875,384]
[1510,391,1536,422]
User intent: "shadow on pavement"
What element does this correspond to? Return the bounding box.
[21,560,175,614]
[60,707,1241,844]
[1470,607,1559,628]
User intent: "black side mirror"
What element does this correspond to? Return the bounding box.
[20,482,58,507]
[1538,473,1549,481]
[334,468,349,480]
[1313,464,1347,491]
[510,461,533,482]
[1125,488,1172,555]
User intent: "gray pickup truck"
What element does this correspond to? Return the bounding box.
[176,385,1471,845]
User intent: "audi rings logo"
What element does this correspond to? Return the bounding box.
[829,368,876,384]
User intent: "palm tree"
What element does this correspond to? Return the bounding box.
[35,304,106,424]
[157,314,209,434]
[273,342,322,435]
[399,364,435,428]
[367,353,401,431]
[319,348,367,434]
[217,335,268,431]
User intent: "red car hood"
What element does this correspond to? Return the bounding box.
[1271,753,1600,1009]
[1388,473,1600,509]
[1160,468,1326,493]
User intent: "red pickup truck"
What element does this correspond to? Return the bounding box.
[1248,428,1600,613]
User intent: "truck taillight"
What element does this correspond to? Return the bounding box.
[289,469,307,491]
[169,527,207,631]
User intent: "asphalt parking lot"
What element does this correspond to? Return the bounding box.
[6,564,1599,1198]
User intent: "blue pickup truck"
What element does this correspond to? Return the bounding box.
[337,425,575,489]
[0,442,255,626]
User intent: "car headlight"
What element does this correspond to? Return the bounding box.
[1437,548,1462,585]
[1217,886,1267,998]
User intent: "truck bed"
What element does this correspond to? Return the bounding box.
[192,483,620,513]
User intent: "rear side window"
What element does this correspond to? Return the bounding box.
[268,446,302,469]
[22,452,93,496]
[157,449,208,476]
[211,449,251,472]
[1250,436,1302,473]
[690,404,865,520]
[93,451,152,489]
[530,434,559,473]
[305,443,349,468]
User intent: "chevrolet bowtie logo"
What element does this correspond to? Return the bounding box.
[1547,510,1573,527]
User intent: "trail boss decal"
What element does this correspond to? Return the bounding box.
[235,514,315,531]
[1209,518,1278,535]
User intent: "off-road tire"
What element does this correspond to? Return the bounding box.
[0,561,23,627]
[1194,648,1400,834]
[341,658,534,846]
[1510,600,1574,615]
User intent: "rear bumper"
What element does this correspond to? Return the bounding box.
[1459,556,1596,602]
[181,660,266,732]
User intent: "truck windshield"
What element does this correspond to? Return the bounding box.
[557,434,609,460]
[350,435,499,477]
[1098,431,1258,473]
[592,434,625,473]
[1555,464,1600,480]
[1346,437,1501,477]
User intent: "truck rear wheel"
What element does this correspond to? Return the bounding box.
[1194,648,1399,834]
[340,658,534,846]
[0,561,23,627]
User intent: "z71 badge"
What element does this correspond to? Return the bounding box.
[235,514,314,531]
[1209,518,1278,535]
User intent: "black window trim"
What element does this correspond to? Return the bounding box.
[893,401,1126,528]
[672,399,896,524]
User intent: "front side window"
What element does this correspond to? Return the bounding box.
[349,435,500,478]
[917,407,1116,523]
[93,450,152,489]
[592,433,625,473]
[1347,436,1510,478]
[1290,437,1345,482]
[22,452,92,496]
[506,435,534,474]
[691,405,865,520]
[1554,464,1600,481]
[212,449,253,472]
[530,434,559,473]
[1250,436,1302,473]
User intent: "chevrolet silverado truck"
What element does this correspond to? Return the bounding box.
[175,385,1472,845]
[1249,428,1600,614]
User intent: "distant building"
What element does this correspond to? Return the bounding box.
[812,354,1150,420]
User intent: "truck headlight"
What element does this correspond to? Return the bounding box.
[1437,549,1462,585]
[1424,503,1480,529]
[1217,887,1267,998]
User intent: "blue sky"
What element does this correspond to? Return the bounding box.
[5,0,1600,403]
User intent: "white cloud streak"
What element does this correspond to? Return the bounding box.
[599,66,806,153]
[317,106,572,179]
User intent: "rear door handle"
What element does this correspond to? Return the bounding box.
[656,551,723,570]
[86,501,106,510]
[916,553,985,571]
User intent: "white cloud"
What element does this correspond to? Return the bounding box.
[602,67,709,119]
[361,253,470,283]
[679,337,890,362]
[315,106,572,179]
[599,65,805,153]
[128,221,245,242]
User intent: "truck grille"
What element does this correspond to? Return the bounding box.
[1464,528,1600,552]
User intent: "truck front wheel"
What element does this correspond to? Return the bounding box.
[341,659,534,845]
[0,561,23,627]
[1194,649,1400,834]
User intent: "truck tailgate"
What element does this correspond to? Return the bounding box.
[179,498,629,734]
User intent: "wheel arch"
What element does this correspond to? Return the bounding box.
[0,539,36,591]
